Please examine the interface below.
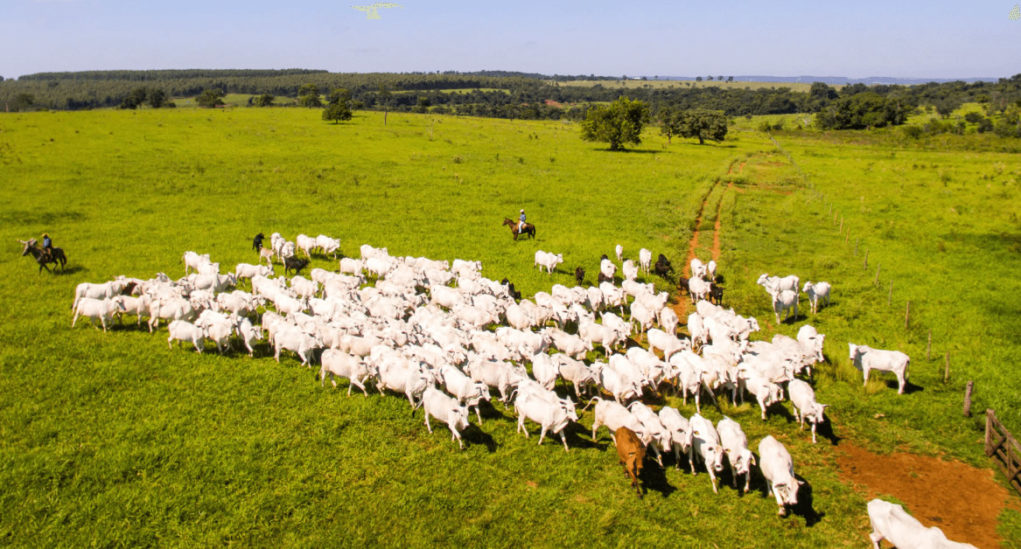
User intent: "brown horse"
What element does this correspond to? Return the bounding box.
[502,218,535,241]
[19,239,67,273]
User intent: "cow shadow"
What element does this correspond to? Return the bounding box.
[889,379,924,395]
[462,425,498,453]
[639,462,676,499]
[817,418,842,446]
[790,476,824,527]
[566,423,608,451]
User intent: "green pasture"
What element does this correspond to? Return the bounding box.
[0,108,1017,546]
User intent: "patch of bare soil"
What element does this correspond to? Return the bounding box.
[836,443,1009,548]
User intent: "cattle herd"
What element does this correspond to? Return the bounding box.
[66,233,973,545]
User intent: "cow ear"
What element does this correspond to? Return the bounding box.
[798,479,806,486]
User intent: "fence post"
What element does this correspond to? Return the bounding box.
[874,263,881,286]
[944,352,950,384]
[927,330,932,361]
[905,300,910,329]
[863,250,869,269]
[987,409,995,456]
[964,381,974,417]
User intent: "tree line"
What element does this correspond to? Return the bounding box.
[1,70,1019,134]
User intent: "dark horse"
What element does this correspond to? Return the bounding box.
[502,218,535,241]
[19,239,67,273]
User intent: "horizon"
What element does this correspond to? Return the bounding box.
[3,0,1019,81]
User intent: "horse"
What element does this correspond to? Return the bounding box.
[18,239,67,273]
[502,218,535,241]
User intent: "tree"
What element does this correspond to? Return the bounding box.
[695,76,703,82]
[148,88,167,108]
[378,84,392,125]
[658,108,682,143]
[322,88,352,123]
[253,94,274,107]
[675,109,728,144]
[120,87,147,109]
[580,96,650,150]
[814,92,908,129]
[196,88,225,108]
[298,83,321,108]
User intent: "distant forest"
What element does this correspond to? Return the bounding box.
[1,69,1019,126]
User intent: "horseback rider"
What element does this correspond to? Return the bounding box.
[41,233,53,261]
[518,209,526,233]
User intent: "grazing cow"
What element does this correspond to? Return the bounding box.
[614,427,646,498]
[422,386,471,450]
[849,343,910,394]
[167,320,205,352]
[758,435,802,516]
[259,247,275,267]
[614,244,623,263]
[802,281,831,314]
[788,379,827,443]
[706,260,717,282]
[688,277,711,304]
[320,349,373,396]
[690,258,708,280]
[599,258,616,284]
[867,499,977,549]
[284,256,310,275]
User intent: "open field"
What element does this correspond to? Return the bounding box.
[0,108,1018,546]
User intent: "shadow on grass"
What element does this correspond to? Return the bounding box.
[639,462,677,499]
[817,418,842,446]
[52,265,87,276]
[891,379,924,395]
[790,476,824,527]
[462,425,498,453]
[594,148,662,154]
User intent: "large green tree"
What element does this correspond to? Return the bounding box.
[815,92,908,129]
[322,88,353,124]
[671,109,728,144]
[298,83,321,108]
[580,96,649,150]
[195,88,225,108]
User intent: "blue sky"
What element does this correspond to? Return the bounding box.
[1,0,1018,79]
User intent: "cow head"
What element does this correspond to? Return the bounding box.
[775,479,802,513]
[848,343,863,367]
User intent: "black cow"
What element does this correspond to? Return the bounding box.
[653,254,674,278]
[284,256,310,275]
[575,266,586,285]
[709,282,724,305]
[500,278,522,301]
[252,232,265,252]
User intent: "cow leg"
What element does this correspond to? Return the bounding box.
[559,431,569,452]
[424,411,433,433]
[537,425,548,446]
[708,467,718,494]
[868,531,884,549]
[474,406,483,425]
[518,415,528,437]
[811,422,818,444]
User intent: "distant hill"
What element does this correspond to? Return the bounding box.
[648,75,1000,85]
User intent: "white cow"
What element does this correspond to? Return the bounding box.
[167,319,205,352]
[320,349,373,396]
[71,297,124,332]
[788,379,827,443]
[614,244,623,263]
[600,258,617,283]
[589,397,644,444]
[514,391,577,451]
[771,289,798,324]
[758,435,802,516]
[315,234,341,258]
[438,364,491,424]
[273,325,319,366]
[689,413,725,494]
[530,353,560,391]
[757,273,799,295]
[658,406,693,470]
[716,417,755,493]
[688,277,711,304]
[235,317,263,357]
[849,343,910,394]
[646,328,688,361]
[638,248,652,274]
[802,281,831,314]
[690,258,708,280]
[422,386,471,450]
[867,499,977,549]
[628,402,672,467]
[534,251,564,275]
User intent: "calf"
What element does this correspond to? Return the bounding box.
[849,343,909,394]
[802,281,831,314]
[867,499,977,549]
[614,427,646,498]
[758,435,802,516]
[652,253,673,278]
[638,248,652,274]
[284,256,310,275]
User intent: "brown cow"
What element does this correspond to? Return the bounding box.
[614,426,646,498]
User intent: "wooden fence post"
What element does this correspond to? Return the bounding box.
[863,250,869,269]
[927,330,932,361]
[944,352,950,383]
[964,381,974,417]
[905,300,910,329]
[987,409,995,456]
[874,263,880,286]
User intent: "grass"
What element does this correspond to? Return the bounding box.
[0,107,1017,546]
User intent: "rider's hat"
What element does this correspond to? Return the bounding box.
[42,233,49,238]
[520,209,524,213]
